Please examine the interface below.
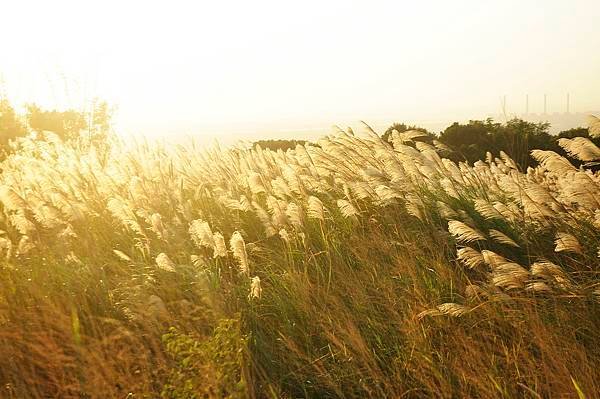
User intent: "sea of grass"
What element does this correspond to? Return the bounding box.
[0,127,599,398]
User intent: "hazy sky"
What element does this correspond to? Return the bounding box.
[1,0,599,141]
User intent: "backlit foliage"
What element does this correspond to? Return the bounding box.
[0,125,599,397]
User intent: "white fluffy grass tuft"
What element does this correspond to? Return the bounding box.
[448,220,486,243]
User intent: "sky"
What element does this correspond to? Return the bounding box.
[1,0,599,142]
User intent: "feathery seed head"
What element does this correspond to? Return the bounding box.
[189,219,215,249]
[249,276,262,299]
[156,253,176,272]
[307,196,325,220]
[448,220,486,243]
[554,232,583,254]
[337,199,359,218]
[457,247,485,269]
[113,249,132,262]
[212,232,227,258]
[230,231,249,275]
[489,229,520,248]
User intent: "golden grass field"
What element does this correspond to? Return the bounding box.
[1,121,600,398]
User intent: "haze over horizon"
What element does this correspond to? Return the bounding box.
[1,0,599,142]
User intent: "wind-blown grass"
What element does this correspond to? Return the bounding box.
[0,126,599,398]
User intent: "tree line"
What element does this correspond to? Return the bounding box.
[257,119,597,170]
[0,97,596,171]
[388,119,596,170]
[0,98,112,157]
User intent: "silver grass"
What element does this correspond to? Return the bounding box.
[230,231,249,275]
[592,288,600,303]
[239,195,253,212]
[524,183,555,205]
[465,284,487,301]
[286,202,303,228]
[252,201,277,237]
[342,184,353,201]
[107,197,133,223]
[65,251,83,266]
[448,220,486,243]
[271,177,293,199]
[0,237,12,251]
[492,262,530,290]
[440,178,460,199]
[0,237,12,261]
[282,165,303,194]
[489,229,520,248]
[457,247,485,269]
[0,186,26,210]
[416,308,443,319]
[554,232,583,254]
[401,130,430,141]
[530,260,572,290]
[17,235,34,256]
[558,137,600,161]
[362,166,386,179]
[9,212,36,235]
[405,194,424,220]
[415,141,436,153]
[107,198,144,236]
[416,164,437,177]
[113,249,132,262]
[441,159,465,183]
[499,151,518,170]
[190,254,207,268]
[212,232,227,258]
[559,171,600,209]
[59,224,78,239]
[189,219,215,249]
[349,181,374,201]
[375,185,401,204]
[481,250,509,268]
[249,276,262,299]
[248,172,266,194]
[31,204,62,229]
[279,228,290,243]
[588,115,600,138]
[337,199,359,218]
[437,201,458,219]
[530,150,576,174]
[437,302,469,317]
[150,213,166,239]
[525,281,552,293]
[221,197,245,211]
[474,199,503,220]
[492,202,520,222]
[433,140,452,153]
[307,196,325,220]
[266,195,288,227]
[156,253,176,272]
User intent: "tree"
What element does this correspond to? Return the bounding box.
[26,104,87,140]
[490,118,553,169]
[253,139,307,151]
[0,99,29,154]
[25,99,114,147]
[0,98,114,158]
[438,119,497,164]
[87,99,114,142]
[438,118,554,169]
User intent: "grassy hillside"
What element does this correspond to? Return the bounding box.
[1,126,599,398]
